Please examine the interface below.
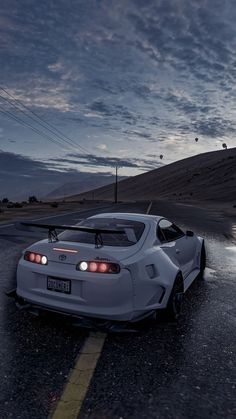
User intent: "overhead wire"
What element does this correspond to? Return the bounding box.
[0,95,72,153]
[0,86,91,154]
[0,107,70,150]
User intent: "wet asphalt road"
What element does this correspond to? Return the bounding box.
[0,201,235,419]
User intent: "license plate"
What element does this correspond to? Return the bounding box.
[47,277,71,294]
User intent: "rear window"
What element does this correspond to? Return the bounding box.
[59,218,145,247]
[157,219,185,242]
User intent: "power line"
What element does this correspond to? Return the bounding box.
[0,86,90,154]
[0,94,76,151]
[0,106,70,150]
[0,86,89,153]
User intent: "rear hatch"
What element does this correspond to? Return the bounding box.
[30,237,146,264]
[24,240,141,320]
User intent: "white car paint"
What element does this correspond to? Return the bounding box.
[16,212,204,321]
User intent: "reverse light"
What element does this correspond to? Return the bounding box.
[24,251,48,265]
[77,261,120,274]
[41,256,48,265]
[79,261,88,271]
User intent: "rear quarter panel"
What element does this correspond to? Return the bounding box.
[122,246,179,310]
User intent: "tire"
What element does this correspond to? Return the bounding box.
[200,242,206,277]
[162,272,184,321]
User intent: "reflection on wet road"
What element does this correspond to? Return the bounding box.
[0,201,235,419]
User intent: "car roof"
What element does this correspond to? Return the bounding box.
[89,212,163,222]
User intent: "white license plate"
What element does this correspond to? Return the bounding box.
[47,277,71,294]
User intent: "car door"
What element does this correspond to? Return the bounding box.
[157,219,197,279]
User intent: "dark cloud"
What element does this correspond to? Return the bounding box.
[164,91,214,116]
[122,129,158,142]
[49,152,162,171]
[0,149,160,200]
[49,155,139,169]
[0,150,114,200]
[191,117,236,138]
[87,101,140,125]
[89,101,113,117]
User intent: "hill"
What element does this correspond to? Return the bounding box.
[45,175,125,200]
[68,148,236,203]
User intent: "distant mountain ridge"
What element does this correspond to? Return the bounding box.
[68,148,236,203]
[46,175,126,199]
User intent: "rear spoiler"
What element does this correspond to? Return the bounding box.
[15,221,125,247]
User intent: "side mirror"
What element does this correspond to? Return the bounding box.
[186,230,194,237]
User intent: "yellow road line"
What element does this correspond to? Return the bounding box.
[146,201,153,214]
[50,332,107,419]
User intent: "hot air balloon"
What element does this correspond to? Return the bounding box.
[222,143,227,149]
[195,137,198,142]
[160,154,163,160]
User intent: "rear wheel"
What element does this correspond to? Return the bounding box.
[161,272,184,321]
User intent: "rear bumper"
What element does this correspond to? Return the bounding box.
[8,288,155,327]
[16,288,138,321]
[16,260,143,321]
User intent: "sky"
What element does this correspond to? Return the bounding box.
[1,0,236,199]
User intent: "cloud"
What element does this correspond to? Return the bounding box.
[49,152,163,172]
[0,150,114,200]
[129,0,236,88]
[83,112,105,119]
[88,101,113,117]
[1,85,77,113]
[96,144,108,151]
[190,117,236,138]
[87,101,134,121]
[122,129,157,142]
[48,61,64,73]
[1,0,236,189]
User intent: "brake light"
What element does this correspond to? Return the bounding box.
[98,263,108,273]
[77,261,120,274]
[89,262,98,272]
[24,251,48,265]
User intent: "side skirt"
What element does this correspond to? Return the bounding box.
[184,268,200,292]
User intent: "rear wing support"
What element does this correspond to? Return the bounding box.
[16,221,125,248]
[48,227,59,243]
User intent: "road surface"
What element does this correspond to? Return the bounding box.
[0,201,235,419]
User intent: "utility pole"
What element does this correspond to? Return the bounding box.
[114,165,118,203]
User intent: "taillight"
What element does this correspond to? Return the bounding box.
[77,261,120,274]
[24,251,48,265]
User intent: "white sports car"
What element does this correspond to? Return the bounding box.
[15,213,206,324]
